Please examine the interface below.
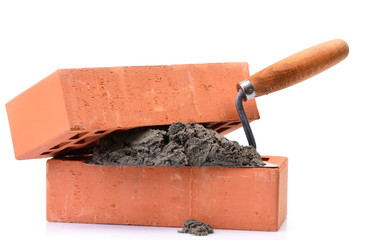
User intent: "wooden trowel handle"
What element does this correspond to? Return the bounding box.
[250,39,349,97]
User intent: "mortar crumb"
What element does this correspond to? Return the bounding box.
[178,219,214,236]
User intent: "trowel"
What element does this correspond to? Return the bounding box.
[234,39,348,167]
[85,39,349,169]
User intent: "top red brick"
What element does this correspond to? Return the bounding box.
[6,62,259,160]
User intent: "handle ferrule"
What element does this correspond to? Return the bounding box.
[236,79,256,101]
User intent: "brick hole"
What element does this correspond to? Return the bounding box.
[54,147,75,156]
[50,142,70,150]
[75,139,86,144]
[83,141,99,149]
[41,151,51,155]
[216,127,230,133]
[262,157,270,161]
[55,145,95,157]
[69,132,88,140]
[207,122,226,130]
[75,136,98,145]
[94,130,106,134]
[228,122,241,126]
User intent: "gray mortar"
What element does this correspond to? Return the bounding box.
[87,122,264,168]
[178,219,214,236]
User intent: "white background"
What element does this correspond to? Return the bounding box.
[1,1,366,239]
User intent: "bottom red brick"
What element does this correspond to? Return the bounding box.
[46,156,287,231]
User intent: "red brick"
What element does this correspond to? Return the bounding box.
[6,63,259,160]
[46,156,287,231]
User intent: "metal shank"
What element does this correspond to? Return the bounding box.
[235,90,256,148]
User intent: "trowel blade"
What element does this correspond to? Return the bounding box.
[261,162,279,168]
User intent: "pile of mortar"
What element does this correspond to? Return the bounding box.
[86,121,264,168]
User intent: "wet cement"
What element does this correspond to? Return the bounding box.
[87,122,264,168]
[178,219,214,236]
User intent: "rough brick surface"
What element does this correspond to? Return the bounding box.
[46,156,287,231]
[6,62,259,160]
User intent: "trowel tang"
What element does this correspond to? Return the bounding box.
[235,39,349,150]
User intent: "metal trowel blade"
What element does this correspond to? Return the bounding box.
[261,162,279,168]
